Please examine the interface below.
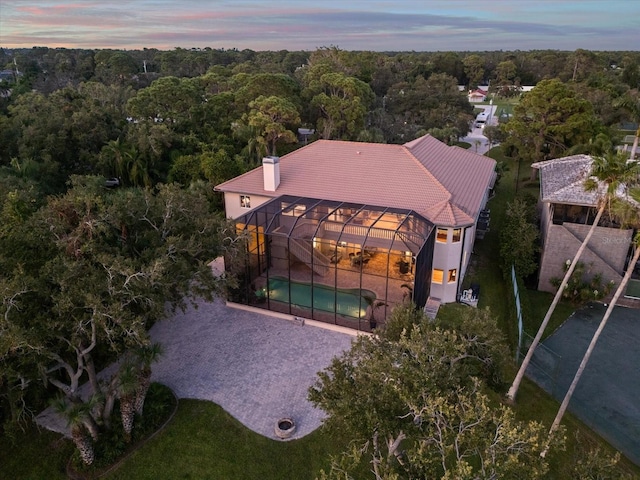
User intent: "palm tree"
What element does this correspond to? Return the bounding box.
[543,190,640,454]
[363,295,387,330]
[615,93,640,161]
[118,362,139,442]
[51,397,96,466]
[507,152,640,402]
[133,342,163,416]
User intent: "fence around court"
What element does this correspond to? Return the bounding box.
[517,328,640,467]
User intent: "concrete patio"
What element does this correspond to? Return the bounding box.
[36,298,356,441]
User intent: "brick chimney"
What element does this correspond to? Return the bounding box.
[262,156,280,191]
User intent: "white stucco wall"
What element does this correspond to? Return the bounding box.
[430,227,467,303]
[459,226,475,282]
[223,192,274,219]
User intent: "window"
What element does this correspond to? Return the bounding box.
[448,269,457,283]
[436,228,448,243]
[452,228,461,242]
[240,195,251,209]
[432,269,444,284]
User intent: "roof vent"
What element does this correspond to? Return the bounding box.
[262,156,280,192]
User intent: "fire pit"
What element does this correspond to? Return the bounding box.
[275,417,296,439]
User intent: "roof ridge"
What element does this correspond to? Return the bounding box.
[401,143,452,201]
[532,154,593,168]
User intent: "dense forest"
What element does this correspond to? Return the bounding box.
[2,46,640,477]
[1,47,639,197]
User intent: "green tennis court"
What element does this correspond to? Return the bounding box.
[525,303,640,466]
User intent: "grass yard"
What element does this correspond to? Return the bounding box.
[0,427,74,479]
[107,401,344,480]
[0,401,346,480]
[474,95,520,119]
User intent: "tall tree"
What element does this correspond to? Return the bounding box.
[463,54,485,88]
[507,153,640,402]
[0,177,240,457]
[305,71,374,140]
[502,79,598,162]
[232,73,301,109]
[614,92,640,160]
[126,76,204,134]
[500,197,539,278]
[494,60,517,87]
[245,95,300,155]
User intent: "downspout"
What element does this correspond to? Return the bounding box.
[457,226,467,300]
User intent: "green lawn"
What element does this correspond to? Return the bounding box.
[107,401,344,480]
[0,401,345,480]
[474,95,520,120]
[0,427,74,480]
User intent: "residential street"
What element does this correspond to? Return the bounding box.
[461,104,498,155]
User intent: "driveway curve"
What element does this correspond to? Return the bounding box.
[149,298,355,440]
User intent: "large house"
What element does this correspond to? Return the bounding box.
[532,155,636,293]
[215,134,496,330]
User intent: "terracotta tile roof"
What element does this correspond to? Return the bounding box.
[216,134,496,227]
[404,135,496,219]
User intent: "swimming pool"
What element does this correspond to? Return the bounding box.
[266,276,376,318]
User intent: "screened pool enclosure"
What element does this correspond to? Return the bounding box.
[230,196,435,331]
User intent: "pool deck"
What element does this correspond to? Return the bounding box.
[36,297,356,442]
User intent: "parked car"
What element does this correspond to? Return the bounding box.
[104,177,121,188]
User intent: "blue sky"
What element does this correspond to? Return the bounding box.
[1,1,638,51]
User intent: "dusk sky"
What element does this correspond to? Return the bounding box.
[1,1,638,52]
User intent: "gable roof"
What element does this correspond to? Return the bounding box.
[216,134,496,227]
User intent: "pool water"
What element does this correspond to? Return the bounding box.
[266,277,376,318]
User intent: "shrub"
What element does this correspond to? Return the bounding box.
[550,261,615,305]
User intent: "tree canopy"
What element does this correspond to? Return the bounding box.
[0,177,240,460]
[502,79,600,162]
[309,305,563,479]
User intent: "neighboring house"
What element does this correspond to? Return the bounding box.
[468,88,488,103]
[0,69,15,82]
[215,134,496,330]
[532,155,635,293]
[297,128,315,145]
